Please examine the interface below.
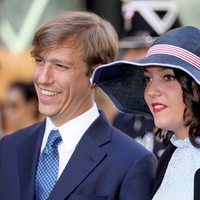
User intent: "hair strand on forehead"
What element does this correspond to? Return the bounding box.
[31,11,118,75]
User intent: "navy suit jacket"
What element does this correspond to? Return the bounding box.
[150,144,200,200]
[0,113,157,200]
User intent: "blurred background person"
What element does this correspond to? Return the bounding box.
[1,81,42,135]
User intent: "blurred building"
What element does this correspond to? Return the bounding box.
[175,0,200,28]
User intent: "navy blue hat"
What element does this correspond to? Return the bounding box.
[91,26,200,115]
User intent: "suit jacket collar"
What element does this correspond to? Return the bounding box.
[49,112,112,200]
[18,120,46,200]
[194,168,200,200]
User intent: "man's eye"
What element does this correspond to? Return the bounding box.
[35,58,43,65]
[56,64,69,69]
[35,58,41,62]
[56,64,64,67]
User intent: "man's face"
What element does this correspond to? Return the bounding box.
[33,42,94,126]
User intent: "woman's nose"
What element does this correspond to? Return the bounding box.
[145,80,162,98]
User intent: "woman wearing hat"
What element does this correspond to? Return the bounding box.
[91,26,200,200]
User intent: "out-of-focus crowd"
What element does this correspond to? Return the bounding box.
[0,81,43,137]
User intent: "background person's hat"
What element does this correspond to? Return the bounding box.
[91,26,200,115]
[119,0,181,49]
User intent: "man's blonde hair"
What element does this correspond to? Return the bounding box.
[31,11,118,74]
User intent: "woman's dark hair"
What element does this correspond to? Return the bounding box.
[155,68,200,147]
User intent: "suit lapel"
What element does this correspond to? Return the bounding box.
[49,113,112,200]
[150,144,176,198]
[18,121,46,200]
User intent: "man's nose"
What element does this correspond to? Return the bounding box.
[38,64,54,84]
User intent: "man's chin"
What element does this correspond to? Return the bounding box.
[38,106,55,117]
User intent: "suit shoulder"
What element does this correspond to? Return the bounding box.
[105,127,158,170]
[0,121,44,146]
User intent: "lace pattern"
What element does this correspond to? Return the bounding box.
[152,135,200,200]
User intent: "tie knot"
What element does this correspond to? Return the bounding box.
[47,129,62,148]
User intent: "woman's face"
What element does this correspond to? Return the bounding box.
[144,66,189,139]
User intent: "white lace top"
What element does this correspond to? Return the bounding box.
[152,135,200,200]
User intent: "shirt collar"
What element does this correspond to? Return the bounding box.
[170,134,200,149]
[43,103,99,151]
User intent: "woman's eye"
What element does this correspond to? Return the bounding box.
[144,76,151,85]
[164,74,176,81]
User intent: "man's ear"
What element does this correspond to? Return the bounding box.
[90,73,97,88]
[90,82,97,89]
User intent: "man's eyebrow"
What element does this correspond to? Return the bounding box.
[50,58,73,66]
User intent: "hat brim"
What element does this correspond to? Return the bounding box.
[92,53,200,115]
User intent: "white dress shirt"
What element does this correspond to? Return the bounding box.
[40,103,100,179]
[152,135,200,200]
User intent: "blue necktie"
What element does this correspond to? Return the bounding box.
[35,129,62,200]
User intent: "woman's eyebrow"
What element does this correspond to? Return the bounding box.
[144,67,171,72]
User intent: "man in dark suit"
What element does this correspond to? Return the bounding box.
[0,11,157,200]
